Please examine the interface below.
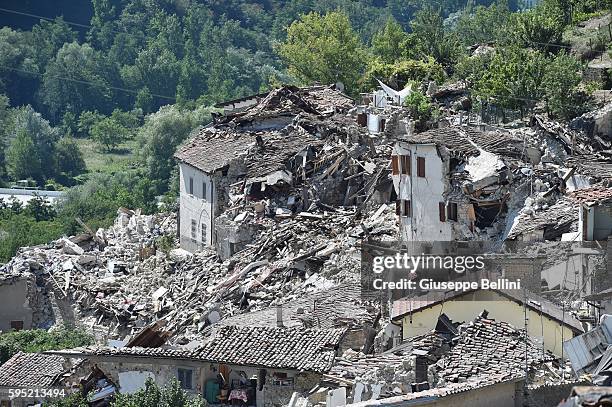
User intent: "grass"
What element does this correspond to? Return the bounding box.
[75,137,139,174]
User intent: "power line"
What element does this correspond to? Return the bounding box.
[0,7,92,30]
[0,64,176,101]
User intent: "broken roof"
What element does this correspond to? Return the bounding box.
[391,288,584,333]
[398,126,525,159]
[217,283,376,330]
[0,352,73,388]
[506,197,578,240]
[569,184,612,206]
[53,325,345,373]
[565,154,612,179]
[218,85,354,124]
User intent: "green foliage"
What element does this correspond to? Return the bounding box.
[455,1,513,46]
[6,129,42,182]
[279,11,367,93]
[542,52,587,119]
[471,47,547,111]
[77,110,105,138]
[44,391,89,407]
[361,57,446,92]
[54,136,87,178]
[137,105,213,194]
[403,87,438,130]
[407,7,462,68]
[90,117,129,151]
[371,18,409,64]
[507,6,565,51]
[110,378,206,407]
[0,326,93,365]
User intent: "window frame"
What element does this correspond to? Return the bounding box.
[177,367,194,390]
[416,157,426,178]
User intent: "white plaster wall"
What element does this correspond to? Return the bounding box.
[392,143,452,242]
[541,255,585,293]
[367,113,381,134]
[593,205,612,240]
[179,163,215,251]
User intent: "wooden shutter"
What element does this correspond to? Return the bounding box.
[395,200,401,216]
[400,155,411,175]
[391,155,399,175]
[403,200,412,217]
[448,203,458,221]
[439,202,446,222]
[417,157,426,177]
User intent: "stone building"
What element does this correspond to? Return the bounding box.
[51,325,346,407]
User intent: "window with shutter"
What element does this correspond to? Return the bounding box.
[448,203,458,221]
[417,157,425,177]
[391,156,399,175]
[439,202,446,222]
[395,200,401,216]
[189,177,194,195]
[191,219,197,240]
[400,155,411,175]
[403,200,411,217]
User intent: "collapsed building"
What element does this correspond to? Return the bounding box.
[0,80,611,407]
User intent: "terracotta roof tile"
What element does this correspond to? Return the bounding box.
[0,352,69,387]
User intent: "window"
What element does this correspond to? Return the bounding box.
[417,157,426,177]
[400,155,411,175]
[448,203,458,221]
[395,200,401,216]
[177,368,193,390]
[402,200,411,217]
[189,177,194,195]
[202,182,207,200]
[201,222,207,244]
[191,219,197,240]
[10,320,23,331]
[439,202,446,222]
[391,156,399,175]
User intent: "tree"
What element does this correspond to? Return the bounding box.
[371,18,409,64]
[542,52,586,119]
[361,57,445,92]
[54,136,87,177]
[403,88,438,130]
[6,130,42,182]
[0,326,92,364]
[406,7,462,68]
[77,110,105,138]
[279,11,367,93]
[137,105,211,194]
[455,1,512,46]
[508,6,565,51]
[40,42,114,120]
[90,117,128,151]
[110,378,206,407]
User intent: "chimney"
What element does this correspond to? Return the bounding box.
[276,304,284,327]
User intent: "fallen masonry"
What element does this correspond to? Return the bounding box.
[0,80,611,407]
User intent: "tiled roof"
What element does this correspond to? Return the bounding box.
[506,198,578,240]
[174,129,254,174]
[399,126,525,159]
[436,316,555,384]
[217,284,376,329]
[391,288,583,333]
[197,325,345,372]
[0,352,70,387]
[569,185,612,206]
[52,326,345,373]
[565,154,612,180]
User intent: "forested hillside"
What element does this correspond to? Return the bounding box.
[0,0,609,260]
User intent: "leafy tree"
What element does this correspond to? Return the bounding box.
[279,11,367,93]
[23,195,57,222]
[0,326,92,364]
[90,117,129,151]
[110,378,206,407]
[361,57,445,92]
[40,42,114,120]
[403,87,438,130]
[6,129,42,182]
[0,28,38,107]
[508,6,565,51]
[55,136,87,177]
[471,47,547,113]
[542,52,586,119]
[455,1,513,46]
[407,7,462,68]
[371,18,409,64]
[77,110,105,138]
[137,105,212,194]
[31,17,78,72]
